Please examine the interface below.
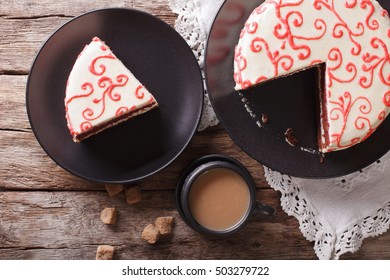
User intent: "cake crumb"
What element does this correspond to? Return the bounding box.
[155,216,174,235]
[100,207,117,225]
[141,224,160,244]
[319,153,325,163]
[125,186,142,205]
[261,113,269,124]
[96,245,114,260]
[300,147,318,154]
[105,184,124,197]
[284,128,298,146]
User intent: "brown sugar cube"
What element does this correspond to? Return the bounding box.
[141,224,160,244]
[105,184,124,197]
[155,216,174,235]
[96,245,114,260]
[100,208,117,225]
[125,186,142,205]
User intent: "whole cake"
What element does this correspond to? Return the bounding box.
[234,0,390,153]
[65,37,158,142]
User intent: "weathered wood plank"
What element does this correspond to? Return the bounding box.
[0,123,268,191]
[0,1,176,73]
[0,75,30,131]
[0,17,71,74]
[2,0,174,20]
[1,190,389,259]
[0,129,98,190]
[0,190,319,260]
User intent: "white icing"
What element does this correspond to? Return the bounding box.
[65,37,157,141]
[234,0,390,152]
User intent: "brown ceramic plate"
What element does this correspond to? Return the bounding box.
[205,0,390,178]
[26,8,203,183]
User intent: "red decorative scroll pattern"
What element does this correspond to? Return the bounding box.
[327,48,357,88]
[360,37,390,89]
[65,82,94,107]
[116,105,137,117]
[236,0,389,89]
[314,0,365,56]
[329,91,377,149]
[66,43,134,132]
[234,0,390,151]
[234,46,252,88]
[135,85,145,99]
[251,37,294,76]
[82,74,129,122]
[384,91,390,107]
[89,55,115,75]
[80,121,92,133]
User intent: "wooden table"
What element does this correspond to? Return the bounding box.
[1,0,389,260]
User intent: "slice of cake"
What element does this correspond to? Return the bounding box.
[65,37,158,142]
[234,0,390,153]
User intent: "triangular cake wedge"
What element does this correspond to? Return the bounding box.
[234,0,390,153]
[65,37,158,142]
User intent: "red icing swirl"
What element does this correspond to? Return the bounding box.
[65,82,94,106]
[116,106,128,116]
[89,55,115,76]
[81,74,129,121]
[135,85,146,99]
[250,37,294,77]
[361,0,380,30]
[384,91,390,106]
[327,48,357,87]
[360,37,390,89]
[329,91,376,149]
[80,121,92,132]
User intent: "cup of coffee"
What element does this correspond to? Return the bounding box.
[176,154,275,236]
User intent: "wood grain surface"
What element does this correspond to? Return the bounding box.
[1,0,389,260]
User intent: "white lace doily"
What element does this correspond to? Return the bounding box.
[170,0,220,131]
[170,0,390,259]
[265,153,390,259]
